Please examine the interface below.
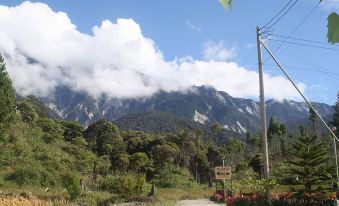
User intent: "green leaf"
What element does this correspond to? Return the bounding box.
[219,0,232,10]
[327,12,339,44]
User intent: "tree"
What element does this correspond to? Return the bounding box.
[249,154,263,179]
[331,93,339,136]
[152,143,179,171]
[210,123,222,144]
[267,117,280,142]
[17,100,39,123]
[287,131,332,197]
[0,54,16,124]
[62,174,82,200]
[62,121,84,142]
[129,152,152,174]
[309,107,317,133]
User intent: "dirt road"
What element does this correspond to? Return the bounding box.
[176,199,222,206]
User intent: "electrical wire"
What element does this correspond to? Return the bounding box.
[267,2,321,53]
[280,47,338,78]
[268,34,339,48]
[266,38,339,51]
[265,45,339,80]
[261,0,295,29]
[261,0,298,34]
[263,63,339,80]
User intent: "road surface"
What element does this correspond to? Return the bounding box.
[176,199,222,206]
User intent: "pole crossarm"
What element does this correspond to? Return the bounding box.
[260,40,339,143]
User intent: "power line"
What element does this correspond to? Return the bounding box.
[266,38,339,51]
[261,0,298,34]
[263,63,339,80]
[272,47,339,80]
[281,47,338,77]
[262,0,295,29]
[268,34,339,48]
[263,41,339,80]
[268,2,321,52]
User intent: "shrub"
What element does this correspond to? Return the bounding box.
[100,174,145,198]
[152,166,196,189]
[62,174,82,200]
[7,166,40,185]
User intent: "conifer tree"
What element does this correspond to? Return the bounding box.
[309,107,317,133]
[287,129,332,196]
[0,54,16,124]
[331,93,339,136]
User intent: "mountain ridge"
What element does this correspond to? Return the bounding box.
[37,85,334,134]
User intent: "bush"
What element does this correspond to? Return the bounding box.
[100,174,145,198]
[62,174,82,200]
[7,166,41,186]
[152,166,196,189]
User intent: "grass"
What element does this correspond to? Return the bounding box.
[0,184,112,206]
[0,180,304,206]
[153,185,215,202]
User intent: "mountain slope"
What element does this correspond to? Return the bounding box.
[40,85,334,134]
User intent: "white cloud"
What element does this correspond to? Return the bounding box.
[0,1,305,100]
[308,84,328,102]
[203,40,236,61]
[321,0,339,12]
[184,20,202,32]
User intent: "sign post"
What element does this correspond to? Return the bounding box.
[215,166,231,180]
[215,165,231,204]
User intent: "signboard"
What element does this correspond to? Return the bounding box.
[215,166,231,180]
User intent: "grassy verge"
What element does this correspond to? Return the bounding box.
[150,185,215,205]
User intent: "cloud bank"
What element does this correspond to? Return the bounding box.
[321,0,339,12]
[0,1,305,100]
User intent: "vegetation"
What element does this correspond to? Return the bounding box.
[0,52,338,206]
[287,128,333,196]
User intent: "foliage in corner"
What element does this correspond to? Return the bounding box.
[328,12,339,44]
[219,0,232,10]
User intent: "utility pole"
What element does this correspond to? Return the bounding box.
[223,159,226,204]
[334,137,339,183]
[256,26,271,205]
[260,40,339,185]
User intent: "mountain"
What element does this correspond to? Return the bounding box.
[40,85,334,134]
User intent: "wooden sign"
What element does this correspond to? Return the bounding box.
[215,166,231,180]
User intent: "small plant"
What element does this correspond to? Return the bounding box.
[62,174,82,200]
[152,166,196,189]
[245,177,278,195]
[100,174,146,198]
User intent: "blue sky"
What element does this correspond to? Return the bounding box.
[0,0,338,104]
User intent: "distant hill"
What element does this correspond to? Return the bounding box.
[114,111,202,133]
[113,110,241,144]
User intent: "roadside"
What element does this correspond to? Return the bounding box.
[176,199,221,206]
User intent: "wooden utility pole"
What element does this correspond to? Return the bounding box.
[256,26,271,205]
[260,39,339,186]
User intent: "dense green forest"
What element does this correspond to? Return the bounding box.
[1,53,339,206]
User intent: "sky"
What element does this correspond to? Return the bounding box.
[0,0,338,104]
